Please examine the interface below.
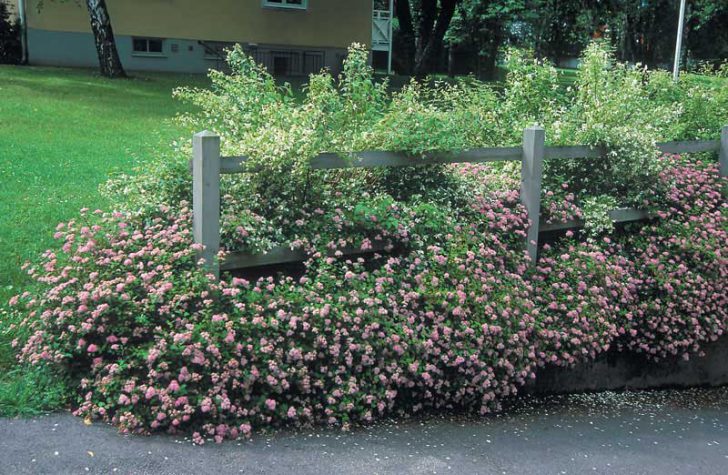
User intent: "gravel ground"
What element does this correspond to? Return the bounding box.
[1,387,727,475]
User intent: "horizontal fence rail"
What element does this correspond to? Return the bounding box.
[192,126,728,277]
[539,208,653,233]
[220,241,391,272]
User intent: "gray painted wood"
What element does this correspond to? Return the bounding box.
[539,220,582,233]
[221,246,309,270]
[542,140,720,159]
[220,241,390,270]
[222,208,653,269]
[195,136,725,177]
[221,156,254,174]
[310,148,523,169]
[218,147,524,174]
[540,208,652,232]
[609,208,653,222]
[544,145,604,160]
[658,139,720,154]
[521,127,545,264]
[720,126,728,178]
[192,131,221,279]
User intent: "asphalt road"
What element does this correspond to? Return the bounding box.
[1,388,727,475]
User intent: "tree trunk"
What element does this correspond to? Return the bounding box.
[85,0,125,78]
[413,0,458,77]
[533,1,556,60]
[393,0,416,75]
[447,45,455,77]
[681,3,692,70]
[415,0,438,62]
[480,21,502,81]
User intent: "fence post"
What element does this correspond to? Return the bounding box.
[521,126,545,265]
[720,125,728,179]
[193,131,221,279]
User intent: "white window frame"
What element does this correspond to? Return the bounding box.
[262,0,308,10]
[132,37,166,57]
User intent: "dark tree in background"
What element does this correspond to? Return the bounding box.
[85,0,125,77]
[413,0,459,76]
[446,0,534,79]
[393,0,416,74]
[393,0,547,78]
[394,0,462,77]
[532,0,728,69]
[392,0,728,78]
[688,5,728,65]
[0,0,21,64]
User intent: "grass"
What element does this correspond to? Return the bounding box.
[0,66,209,304]
[0,366,71,416]
[0,65,210,415]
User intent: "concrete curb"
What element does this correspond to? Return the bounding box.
[529,336,728,394]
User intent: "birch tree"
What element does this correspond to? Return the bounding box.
[41,0,125,77]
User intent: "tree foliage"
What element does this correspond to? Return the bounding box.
[394,0,728,76]
[0,0,21,64]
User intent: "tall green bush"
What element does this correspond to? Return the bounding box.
[103,42,728,249]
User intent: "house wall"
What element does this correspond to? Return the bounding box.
[23,0,372,74]
[25,0,371,48]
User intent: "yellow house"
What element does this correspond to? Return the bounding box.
[15,0,393,75]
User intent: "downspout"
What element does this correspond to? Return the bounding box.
[17,0,28,63]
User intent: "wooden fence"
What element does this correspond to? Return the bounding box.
[192,126,728,278]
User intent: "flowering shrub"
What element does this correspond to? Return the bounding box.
[9,153,727,443]
[537,156,727,363]
[617,158,728,360]
[532,239,626,366]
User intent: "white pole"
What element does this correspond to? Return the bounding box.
[673,0,687,81]
[387,0,394,75]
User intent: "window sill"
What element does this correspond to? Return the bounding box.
[131,52,167,58]
[262,6,308,11]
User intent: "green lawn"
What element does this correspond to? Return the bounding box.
[0,65,209,414]
[0,65,210,304]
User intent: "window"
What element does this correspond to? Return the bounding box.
[263,0,307,10]
[270,50,301,75]
[132,38,164,55]
[302,51,324,75]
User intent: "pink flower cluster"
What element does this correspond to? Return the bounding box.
[541,184,584,224]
